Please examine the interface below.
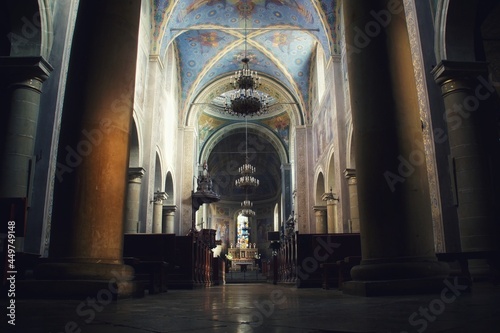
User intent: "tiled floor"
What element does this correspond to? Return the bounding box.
[3,281,500,333]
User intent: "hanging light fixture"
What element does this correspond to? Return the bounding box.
[235,117,259,188]
[240,195,255,217]
[224,4,268,117]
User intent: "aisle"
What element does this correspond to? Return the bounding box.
[6,282,500,332]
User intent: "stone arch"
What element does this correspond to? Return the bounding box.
[326,148,336,193]
[435,0,500,64]
[199,122,289,166]
[346,119,356,168]
[164,171,174,205]
[129,117,140,167]
[154,151,163,192]
[315,171,325,205]
[185,73,304,129]
[2,0,53,57]
[274,203,280,232]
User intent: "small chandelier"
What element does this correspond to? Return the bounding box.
[241,208,256,217]
[224,6,268,117]
[235,117,259,188]
[235,156,260,188]
[241,197,256,217]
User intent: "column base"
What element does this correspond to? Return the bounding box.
[343,259,451,296]
[342,276,468,297]
[16,279,143,299]
[35,262,134,280]
[23,262,141,299]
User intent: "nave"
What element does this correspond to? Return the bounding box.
[7,282,500,333]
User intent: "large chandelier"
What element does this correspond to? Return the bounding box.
[224,6,268,117]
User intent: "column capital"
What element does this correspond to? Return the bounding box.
[432,60,489,87]
[153,191,168,203]
[163,204,177,213]
[312,205,327,212]
[322,192,339,203]
[128,167,146,181]
[0,56,53,85]
[280,163,291,171]
[344,168,356,179]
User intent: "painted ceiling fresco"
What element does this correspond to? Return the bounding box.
[151,0,341,120]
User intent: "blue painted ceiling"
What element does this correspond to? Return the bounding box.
[152,0,341,121]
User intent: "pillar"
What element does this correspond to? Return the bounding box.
[432,61,499,253]
[152,191,167,233]
[281,164,292,223]
[322,192,339,233]
[34,0,142,298]
[163,205,177,234]
[344,169,360,233]
[124,167,145,234]
[0,57,52,251]
[313,206,327,234]
[342,0,448,296]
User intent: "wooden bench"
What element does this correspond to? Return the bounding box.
[123,234,176,293]
[295,233,361,288]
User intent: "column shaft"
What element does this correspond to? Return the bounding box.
[432,61,499,252]
[342,0,448,295]
[345,169,360,233]
[313,206,327,234]
[124,167,145,234]
[163,205,177,234]
[322,192,339,233]
[152,192,168,233]
[37,0,142,290]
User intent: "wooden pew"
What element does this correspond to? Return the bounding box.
[123,233,176,293]
[277,233,361,288]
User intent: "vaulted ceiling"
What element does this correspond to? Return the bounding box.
[150,0,341,202]
[152,0,341,121]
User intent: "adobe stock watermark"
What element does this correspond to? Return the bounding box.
[399,276,468,333]
[7,13,41,54]
[55,83,135,182]
[248,288,287,329]
[48,270,123,333]
[346,0,404,62]
[384,74,497,192]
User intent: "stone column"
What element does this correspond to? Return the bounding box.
[342,0,448,296]
[281,164,292,223]
[322,192,339,233]
[163,205,177,234]
[0,57,52,198]
[344,169,360,233]
[432,61,499,253]
[0,57,52,251]
[313,206,327,234]
[294,126,311,233]
[35,0,142,298]
[152,192,168,233]
[124,167,145,234]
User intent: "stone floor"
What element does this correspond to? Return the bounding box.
[2,280,500,333]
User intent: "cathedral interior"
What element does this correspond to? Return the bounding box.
[1,0,500,332]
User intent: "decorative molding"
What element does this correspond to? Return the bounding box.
[403,0,445,253]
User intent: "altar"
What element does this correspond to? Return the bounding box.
[228,245,259,271]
